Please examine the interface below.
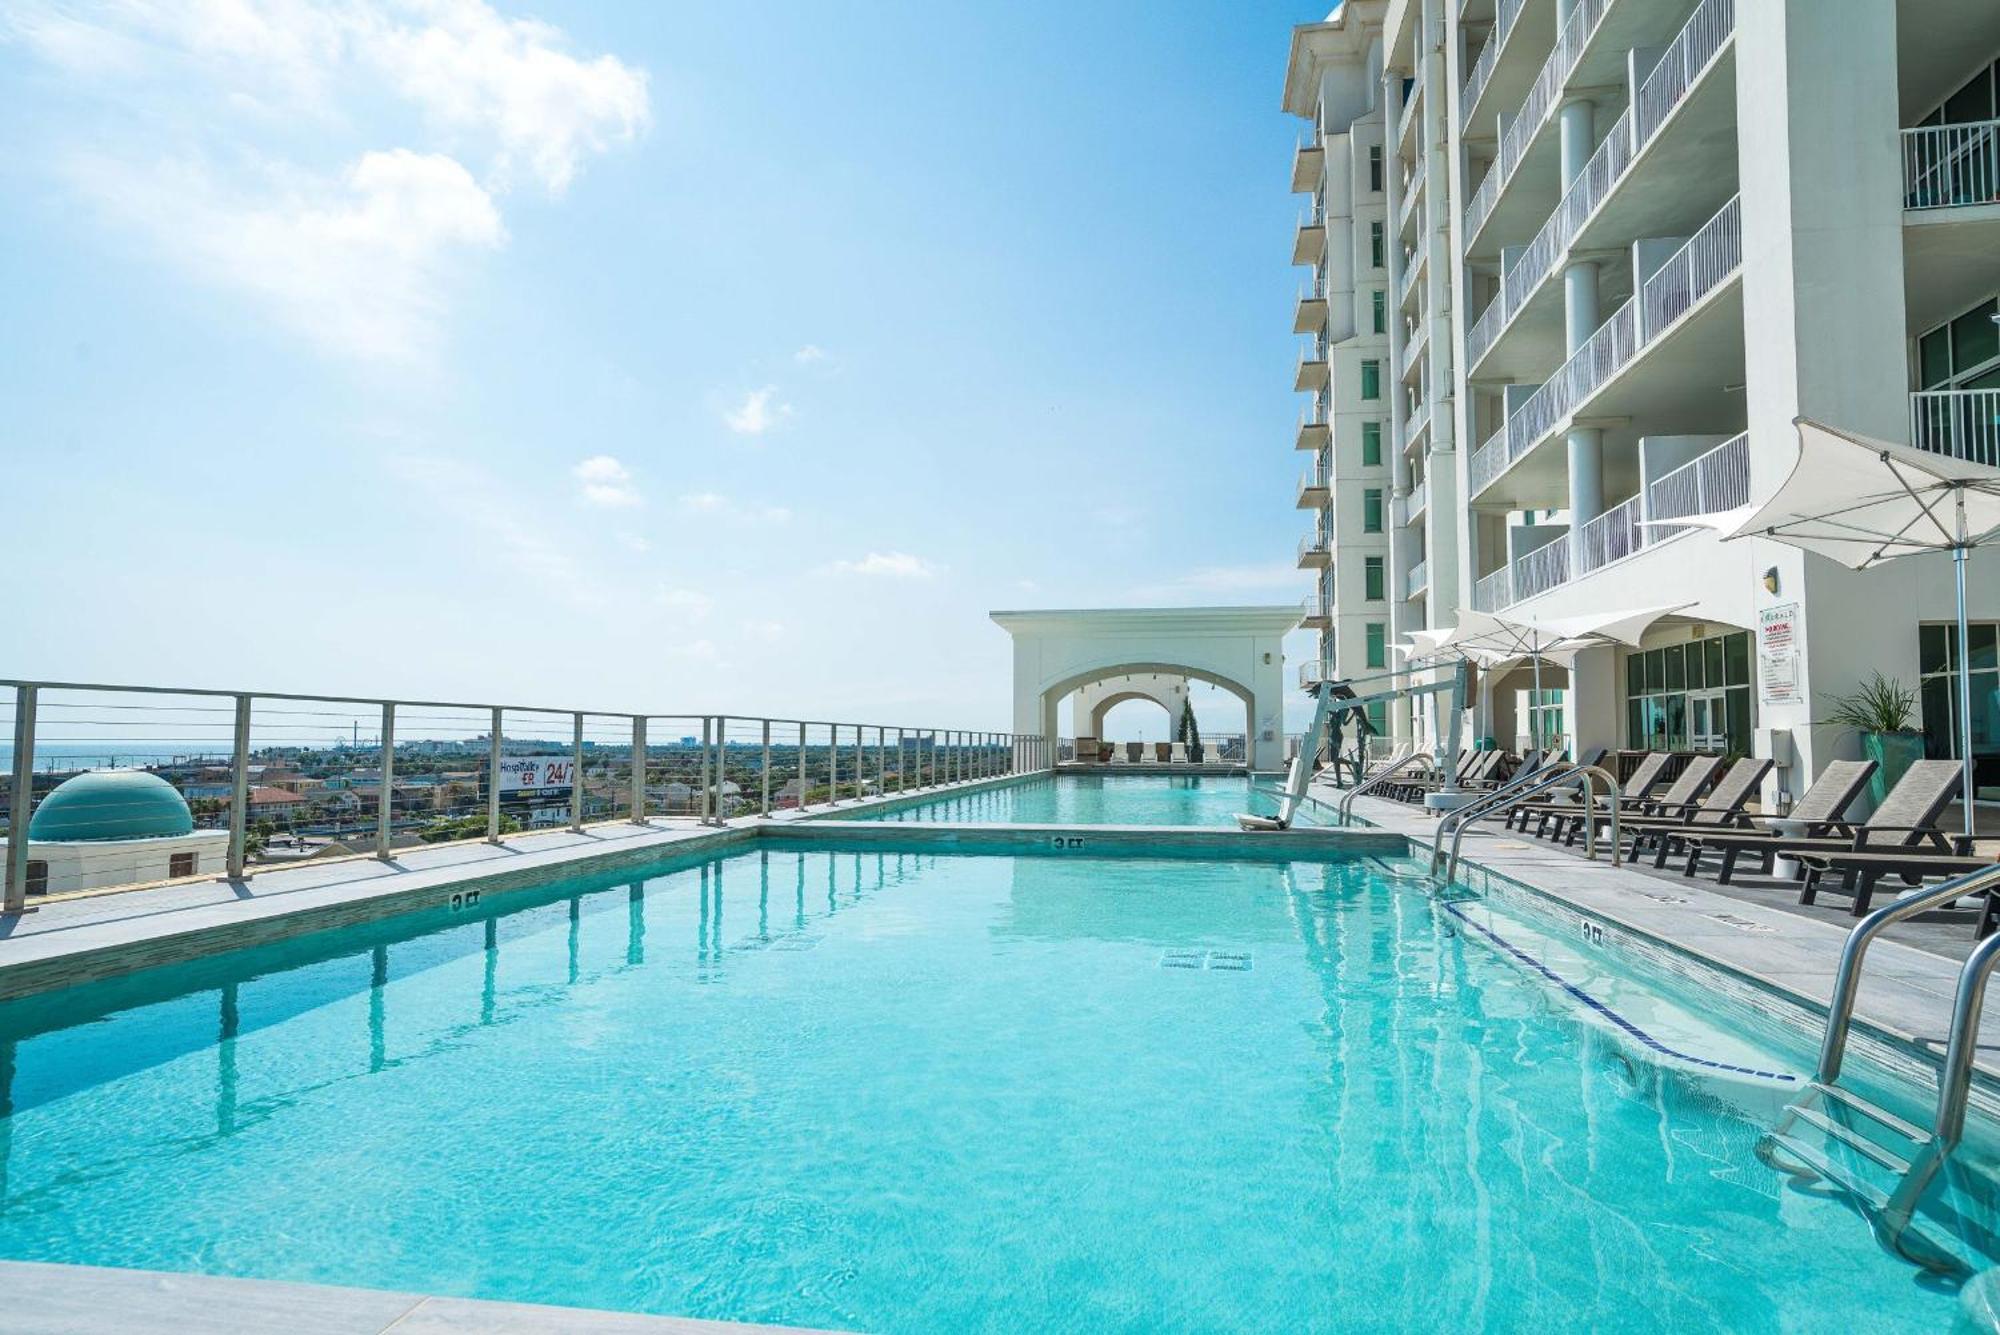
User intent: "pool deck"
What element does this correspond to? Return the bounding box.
[0,1261,843,1334]
[1336,784,2000,1087]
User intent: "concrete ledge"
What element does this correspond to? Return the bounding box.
[0,1260,843,1334]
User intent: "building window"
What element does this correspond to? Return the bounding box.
[1365,556,1385,601]
[1360,360,1381,400]
[1370,221,1385,269]
[1371,289,1386,334]
[169,851,198,879]
[1919,622,2000,790]
[1366,622,1387,669]
[1361,421,1382,466]
[1624,631,1753,755]
[1916,295,2000,389]
[1368,145,1383,193]
[1524,689,1567,753]
[1363,488,1384,532]
[26,860,47,896]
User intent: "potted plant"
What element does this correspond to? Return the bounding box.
[1822,673,1925,807]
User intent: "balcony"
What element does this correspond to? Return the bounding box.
[1291,129,1325,194]
[1468,194,1742,505]
[1293,201,1327,266]
[1294,276,1329,334]
[1295,343,1330,392]
[1467,0,1736,377]
[1405,558,1429,600]
[1911,389,2000,467]
[1464,0,1612,246]
[1473,433,1749,609]
[1297,465,1330,509]
[1460,0,1529,131]
[1901,120,2000,335]
[1296,406,1329,451]
[1396,73,1424,154]
[1402,399,1432,452]
[1299,660,1335,689]
[1407,479,1429,522]
[1398,321,1426,381]
[1298,532,1332,569]
[1397,244,1424,309]
[1301,595,1332,631]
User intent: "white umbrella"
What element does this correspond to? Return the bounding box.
[1720,417,2000,835]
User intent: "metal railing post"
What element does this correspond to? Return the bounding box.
[570,711,586,833]
[376,701,396,860]
[760,719,772,816]
[631,716,648,824]
[701,716,715,823]
[227,694,251,879]
[797,722,807,807]
[827,723,840,805]
[853,725,864,801]
[897,728,907,791]
[5,684,37,913]
[487,707,504,843]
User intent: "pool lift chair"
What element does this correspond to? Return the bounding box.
[1237,659,1472,832]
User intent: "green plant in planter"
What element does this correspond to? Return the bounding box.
[1822,673,1923,806]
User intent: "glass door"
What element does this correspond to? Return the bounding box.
[1690,689,1728,753]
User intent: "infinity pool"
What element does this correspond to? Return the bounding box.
[0,843,1963,1331]
[849,773,1322,826]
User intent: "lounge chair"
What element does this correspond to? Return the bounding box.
[1386,749,1494,803]
[1075,737,1099,764]
[1548,754,1723,847]
[1170,741,1189,763]
[1803,848,1988,925]
[1697,758,1963,893]
[1595,756,1775,867]
[1674,758,1878,880]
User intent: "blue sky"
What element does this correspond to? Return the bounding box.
[1,0,1325,738]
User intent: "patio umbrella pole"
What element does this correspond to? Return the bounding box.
[1530,626,1544,755]
[1957,492,1975,840]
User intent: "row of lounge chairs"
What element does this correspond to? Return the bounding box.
[1496,750,1983,926]
[1072,739,1231,765]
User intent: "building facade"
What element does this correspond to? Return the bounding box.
[1287,0,2000,804]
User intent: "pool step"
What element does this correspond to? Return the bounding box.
[1760,1080,1990,1275]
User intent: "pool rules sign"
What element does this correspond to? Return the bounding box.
[1758,603,1802,705]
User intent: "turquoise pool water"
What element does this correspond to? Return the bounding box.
[0,844,1961,1331]
[849,774,1322,826]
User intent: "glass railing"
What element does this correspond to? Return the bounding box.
[1406,558,1430,598]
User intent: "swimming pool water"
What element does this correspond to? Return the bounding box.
[849,774,1321,826]
[0,844,1961,1331]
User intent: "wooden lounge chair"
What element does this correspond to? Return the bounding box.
[1696,758,1964,892]
[1674,758,1878,880]
[1801,847,1988,924]
[1510,751,1669,834]
[1550,754,1723,847]
[1595,755,1775,867]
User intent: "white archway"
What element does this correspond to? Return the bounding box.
[990,607,1299,770]
[1073,674,1190,741]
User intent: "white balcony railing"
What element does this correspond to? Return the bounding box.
[1398,74,1424,147]
[1903,120,2000,211]
[1398,246,1424,306]
[1465,0,1733,368]
[1407,479,1428,519]
[1646,431,1750,538]
[1404,400,1432,450]
[1298,532,1331,563]
[1399,322,1426,379]
[1910,389,2000,467]
[1461,0,1526,127]
[1406,558,1429,599]
[1470,194,1741,500]
[1576,493,1643,573]
[1465,0,1611,241]
[1470,564,1512,612]
[1512,539,1571,603]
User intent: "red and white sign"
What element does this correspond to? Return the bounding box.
[497,756,574,797]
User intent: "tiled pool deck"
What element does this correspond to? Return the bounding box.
[7,765,2000,1328]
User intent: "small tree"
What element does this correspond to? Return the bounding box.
[1179,698,1202,756]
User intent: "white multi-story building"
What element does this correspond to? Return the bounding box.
[1287,0,2000,804]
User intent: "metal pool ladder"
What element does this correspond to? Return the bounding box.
[1758,863,2000,1272]
[1429,763,1622,884]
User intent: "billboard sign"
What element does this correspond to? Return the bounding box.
[497,756,574,798]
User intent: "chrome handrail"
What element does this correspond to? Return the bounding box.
[1337,749,1430,824]
[1816,864,2000,1084]
[1433,762,1621,882]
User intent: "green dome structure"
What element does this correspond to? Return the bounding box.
[28,770,195,842]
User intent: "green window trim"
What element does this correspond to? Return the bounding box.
[1362,488,1384,533]
[1360,360,1381,400]
[1364,556,1385,601]
[1361,421,1382,466]
[1365,622,1387,670]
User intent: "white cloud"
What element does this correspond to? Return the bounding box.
[723,386,791,436]
[823,551,939,579]
[11,0,649,357]
[741,619,785,643]
[656,587,713,620]
[572,454,641,507]
[678,490,726,512]
[66,147,503,361]
[678,491,789,524]
[793,344,828,364]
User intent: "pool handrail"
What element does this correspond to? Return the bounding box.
[1337,749,1432,825]
[1432,763,1622,883]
